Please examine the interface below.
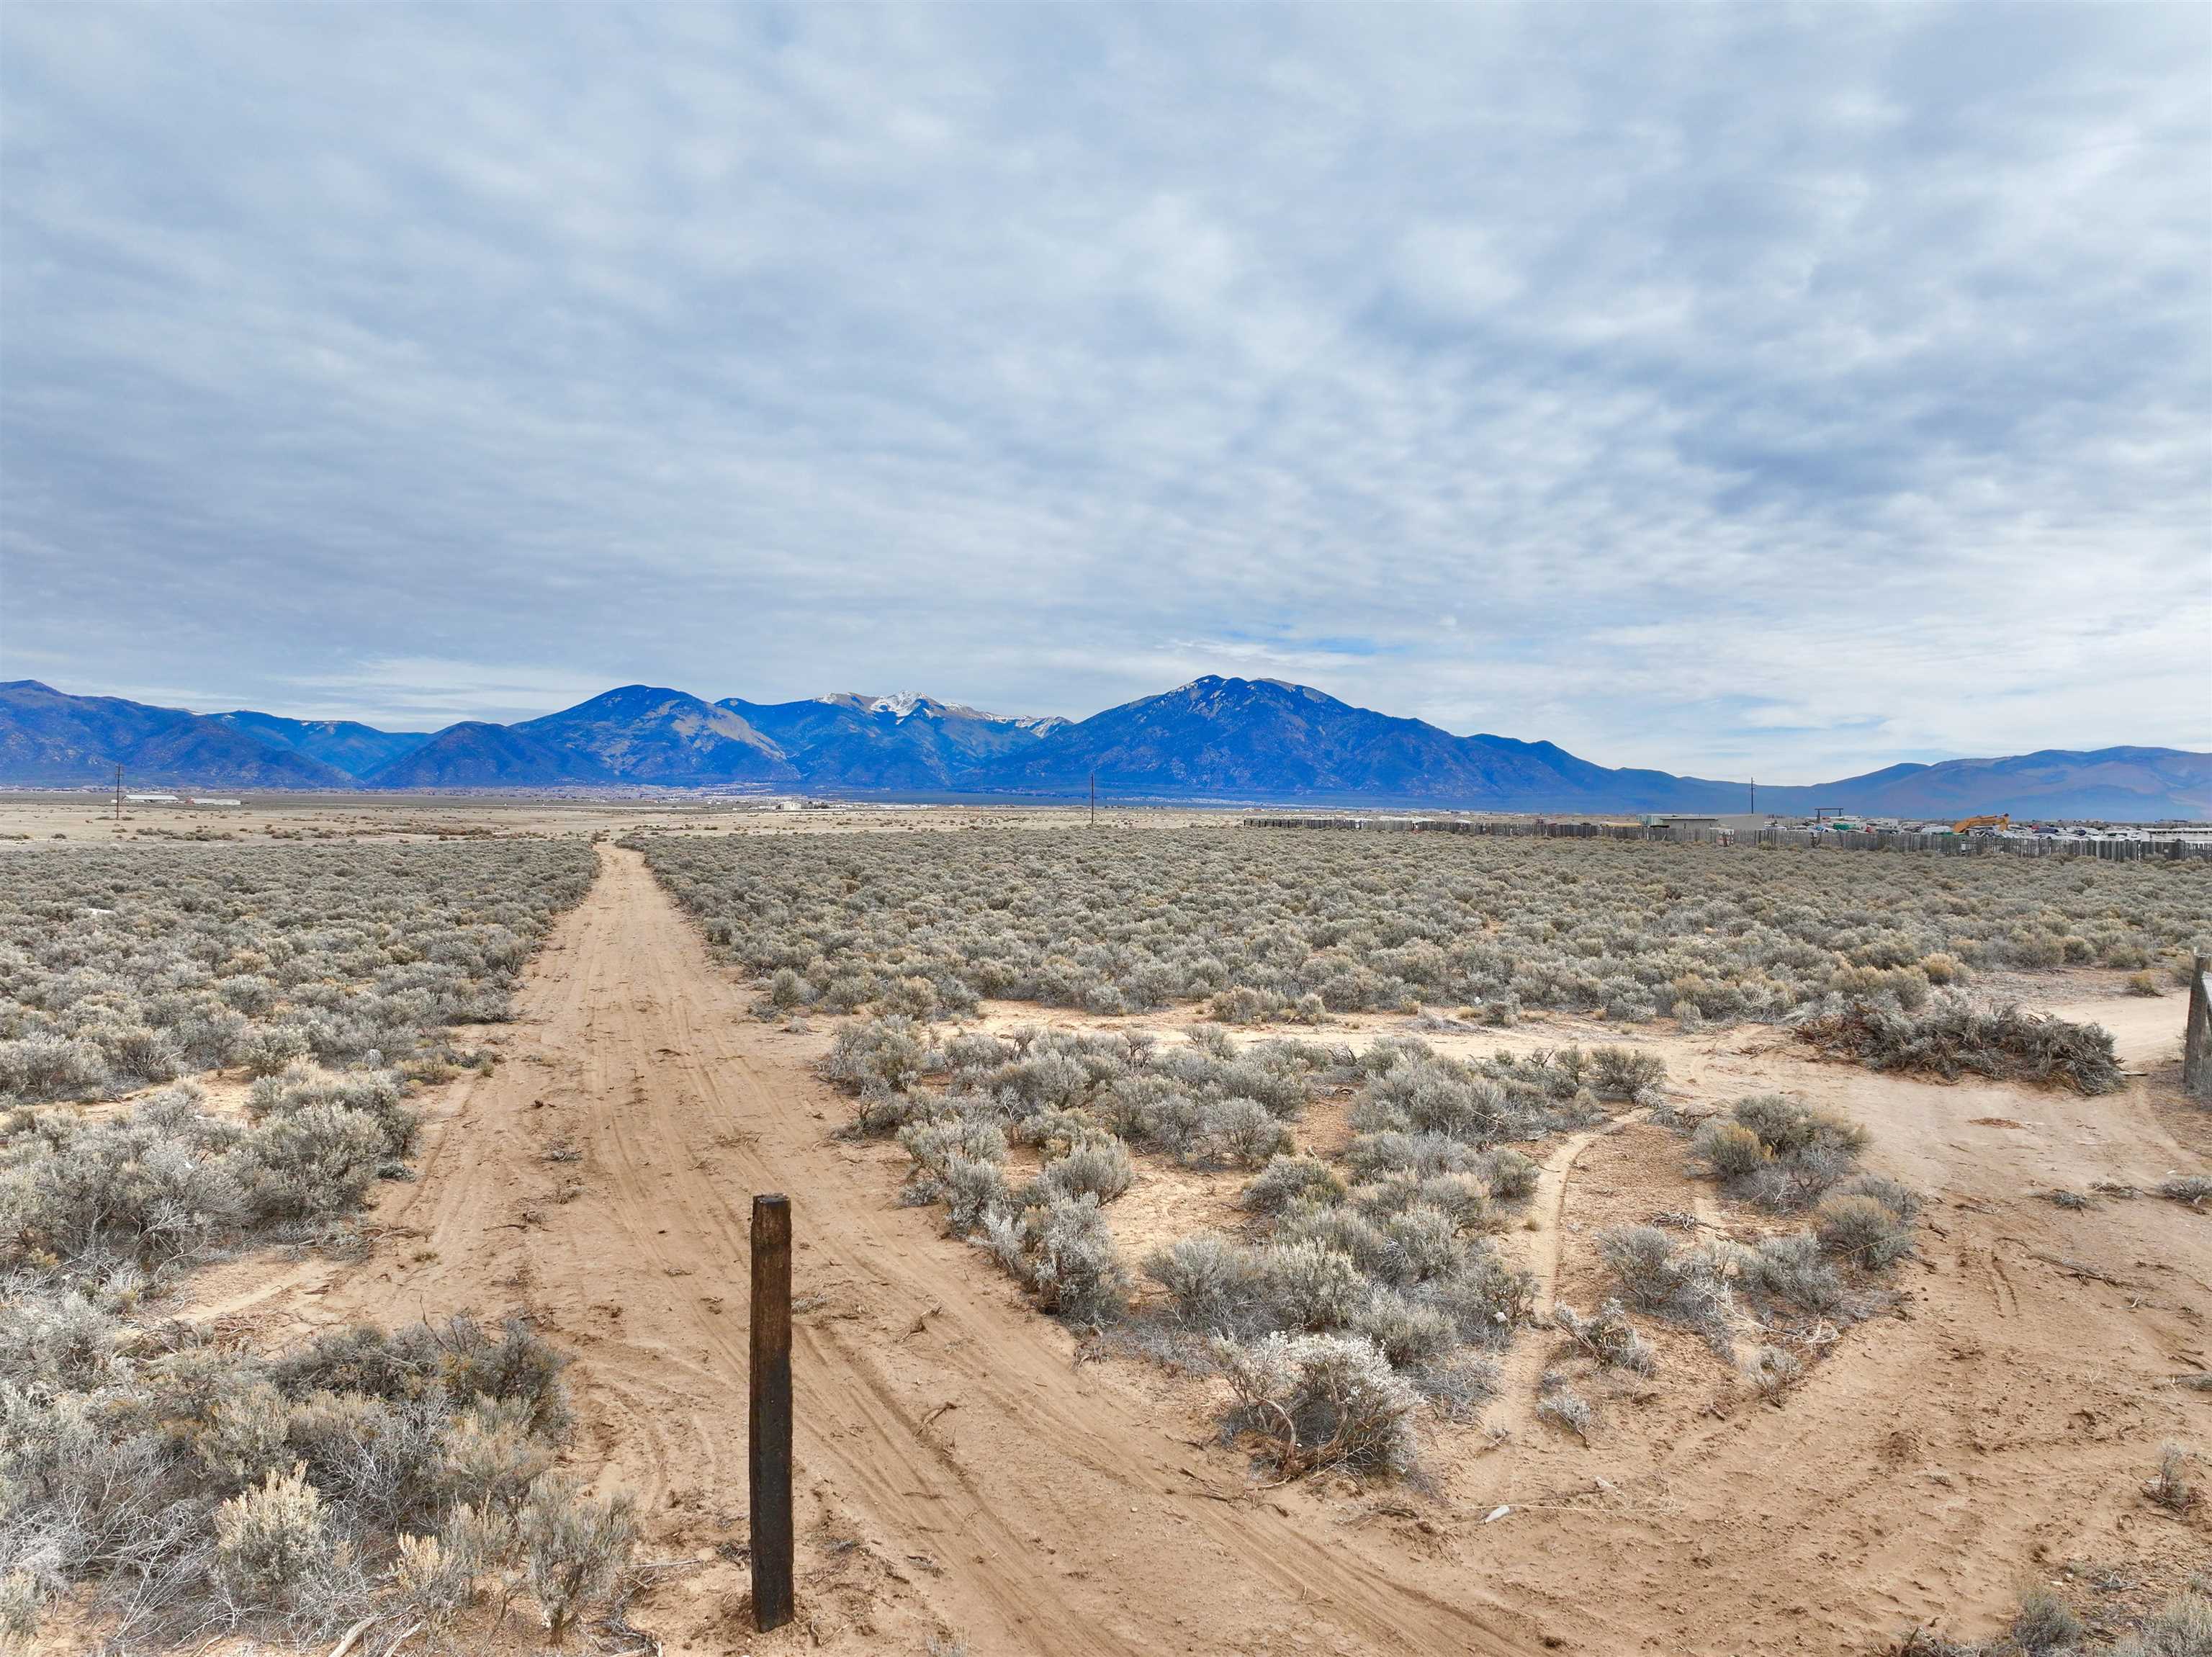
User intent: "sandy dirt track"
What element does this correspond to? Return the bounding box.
[194,846,1551,1655]
[184,845,2212,1655]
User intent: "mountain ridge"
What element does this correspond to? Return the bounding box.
[2,676,2203,819]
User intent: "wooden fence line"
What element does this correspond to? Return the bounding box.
[1240,815,2212,861]
[2185,954,2211,1102]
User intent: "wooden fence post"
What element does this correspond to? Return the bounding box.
[2185,956,2212,1103]
[750,1193,794,1631]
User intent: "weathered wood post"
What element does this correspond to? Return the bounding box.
[750,1193,794,1631]
[2185,955,2212,1102]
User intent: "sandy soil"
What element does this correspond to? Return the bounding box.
[167,845,2211,1656]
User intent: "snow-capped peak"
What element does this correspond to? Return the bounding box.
[814,691,1061,729]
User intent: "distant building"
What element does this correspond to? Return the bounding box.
[125,793,179,804]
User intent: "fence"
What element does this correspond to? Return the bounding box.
[1240,815,1720,844]
[1241,815,2212,861]
[2187,955,2211,1102]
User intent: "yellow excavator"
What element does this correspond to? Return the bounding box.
[1953,814,2010,834]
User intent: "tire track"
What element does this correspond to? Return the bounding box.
[210,845,1546,1657]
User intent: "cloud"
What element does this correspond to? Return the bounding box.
[0,2,2206,782]
[289,659,629,731]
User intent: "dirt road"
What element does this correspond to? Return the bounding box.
[189,845,2212,1655]
[198,846,1550,1655]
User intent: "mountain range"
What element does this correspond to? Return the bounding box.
[1,676,2204,820]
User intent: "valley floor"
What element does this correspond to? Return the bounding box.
[147,845,2210,1656]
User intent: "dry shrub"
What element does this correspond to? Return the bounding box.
[1146,1233,1257,1332]
[1482,1147,1540,1202]
[1695,1093,1877,1212]
[1349,1292,1459,1369]
[1744,1344,1804,1399]
[1038,1135,1136,1205]
[1255,1238,1367,1331]
[1814,1194,1915,1267]
[1598,1225,1735,1342]
[1554,1300,1655,1374]
[2146,1444,2198,1514]
[212,1463,336,1609]
[521,1474,638,1638]
[1213,1332,1418,1477]
[2110,1589,2211,1657]
[1535,1372,1595,1442]
[1741,1233,1846,1316]
[1203,1097,1292,1166]
[1795,994,2123,1095]
[390,1529,475,1630]
[1694,1120,1768,1181]
[1240,1153,1345,1214]
[981,1194,1129,1325]
[2010,1584,2084,1652]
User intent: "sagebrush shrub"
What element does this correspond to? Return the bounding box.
[2146,1444,2198,1514]
[249,1065,416,1158]
[1730,1095,1869,1162]
[0,832,588,1106]
[2010,1584,2085,1652]
[1535,1373,1595,1441]
[1344,1131,1480,1182]
[1213,1332,1418,1476]
[1813,1194,1915,1267]
[1382,1204,1462,1283]
[521,1475,638,1638]
[983,1194,1129,1325]
[1146,1234,1257,1331]
[938,1155,1011,1236]
[1598,1226,1733,1335]
[1241,1153,1345,1214]
[443,1398,554,1517]
[1354,1171,1489,1231]
[1480,1147,1539,1202]
[241,1102,387,1221]
[390,1530,475,1630]
[1256,1238,1367,1331]
[1696,1094,1874,1211]
[1352,1288,1460,1368]
[1827,1172,1920,1221]
[5,1297,597,1642]
[2110,1589,2211,1657]
[1740,1233,1845,1316]
[1693,1120,1768,1181]
[1745,1344,1804,1398]
[212,1463,336,1609]
[1795,994,2124,1095]
[1038,1135,1136,1205]
[1428,1252,1539,1343]
[1554,1299,1655,1374]
[1591,1046,1665,1101]
[641,825,2204,1035]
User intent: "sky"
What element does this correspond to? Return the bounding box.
[2,4,2207,783]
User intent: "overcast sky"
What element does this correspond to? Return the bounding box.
[3,4,2206,781]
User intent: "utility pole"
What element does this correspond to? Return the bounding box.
[1750,776,1755,817]
[114,763,123,824]
[1089,768,1096,828]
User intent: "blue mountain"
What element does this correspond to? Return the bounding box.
[3,676,2203,819]
[213,709,432,778]
[0,680,349,788]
